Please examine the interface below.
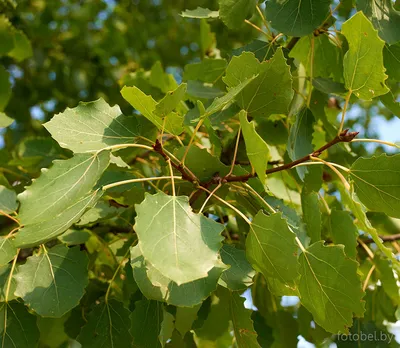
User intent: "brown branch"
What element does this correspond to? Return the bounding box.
[286,37,300,51]
[361,234,400,245]
[220,129,359,184]
[153,139,198,183]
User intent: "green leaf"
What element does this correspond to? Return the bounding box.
[131,245,224,307]
[159,308,175,347]
[78,300,132,348]
[0,15,14,55]
[287,108,314,180]
[381,91,400,117]
[375,257,400,304]
[120,86,182,135]
[339,184,395,261]
[329,210,358,259]
[130,299,163,348]
[44,98,146,153]
[223,49,293,117]
[150,61,178,93]
[76,200,121,226]
[289,34,343,80]
[135,192,225,285]
[239,110,270,184]
[265,0,332,36]
[0,302,40,348]
[246,212,299,292]
[15,245,89,317]
[183,59,227,83]
[37,314,70,348]
[0,66,11,111]
[14,190,101,248]
[181,7,219,19]
[349,153,400,219]
[186,80,224,99]
[154,83,187,117]
[383,43,400,81]
[342,11,389,100]
[174,146,230,182]
[0,185,17,214]
[175,305,200,337]
[57,228,91,246]
[218,244,255,291]
[219,287,261,347]
[0,264,17,302]
[357,0,400,44]
[0,237,16,266]
[7,29,32,61]
[218,0,257,29]
[203,76,257,118]
[0,112,14,127]
[301,191,321,243]
[18,152,110,225]
[298,241,365,334]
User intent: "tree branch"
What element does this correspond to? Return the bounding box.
[220,129,358,184]
[361,234,400,245]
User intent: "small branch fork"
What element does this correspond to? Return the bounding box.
[219,128,359,184]
[150,129,358,206]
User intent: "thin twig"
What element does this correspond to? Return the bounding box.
[351,138,400,149]
[197,186,251,224]
[310,156,350,191]
[199,183,222,213]
[363,264,376,292]
[102,176,182,191]
[0,210,20,226]
[221,129,358,183]
[339,91,352,135]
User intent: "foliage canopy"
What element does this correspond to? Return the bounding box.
[1,0,400,347]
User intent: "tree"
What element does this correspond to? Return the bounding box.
[0,0,400,346]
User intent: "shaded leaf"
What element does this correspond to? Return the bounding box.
[287,108,314,180]
[0,264,17,302]
[130,299,162,348]
[224,49,293,117]
[0,302,40,348]
[246,212,299,292]
[329,210,358,259]
[349,154,400,218]
[265,0,332,36]
[0,237,16,266]
[15,245,89,317]
[0,66,11,111]
[78,300,132,348]
[218,0,257,29]
[239,110,270,184]
[298,241,365,334]
[183,59,227,83]
[301,191,321,243]
[0,185,17,214]
[130,245,224,307]
[357,0,400,44]
[219,244,255,291]
[342,11,389,100]
[220,287,260,347]
[383,43,400,81]
[175,305,201,337]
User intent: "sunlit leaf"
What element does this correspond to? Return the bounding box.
[239,110,270,184]
[342,11,389,100]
